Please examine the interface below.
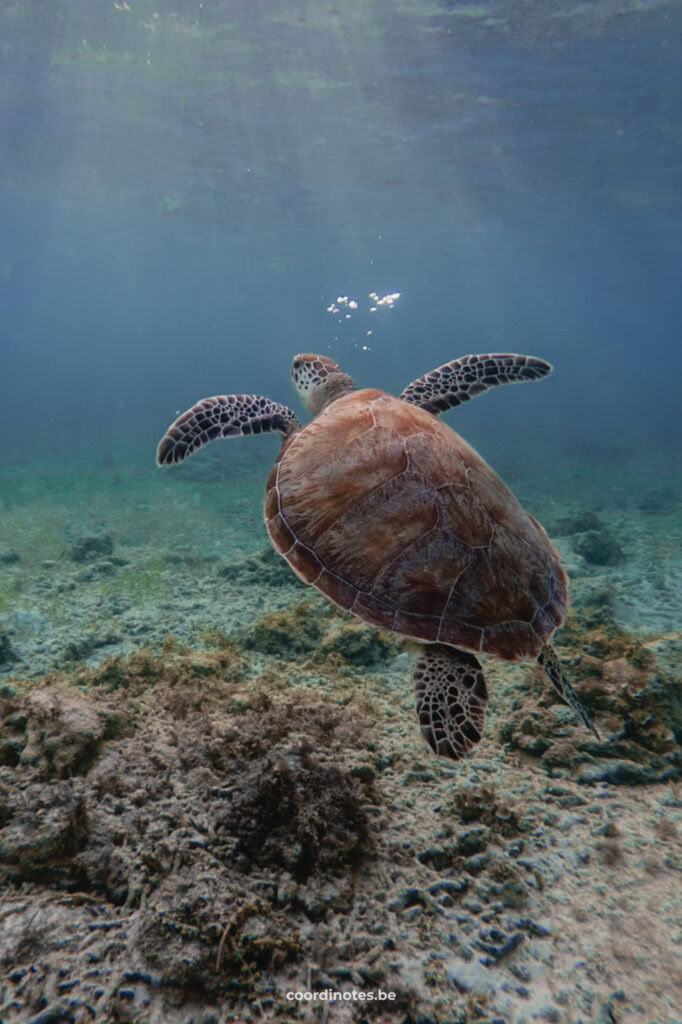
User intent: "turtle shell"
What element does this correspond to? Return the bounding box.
[264,389,567,661]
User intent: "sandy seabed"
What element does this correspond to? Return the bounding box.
[0,447,680,1024]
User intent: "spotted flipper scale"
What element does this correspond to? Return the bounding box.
[400,353,552,415]
[411,643,489,761]
[157,395,300,466]
[538,643,600,739]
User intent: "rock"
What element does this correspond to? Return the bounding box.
[89,560,118,576]
[388,887,441,915]
[663,849,682,871]
[554,509,604,535]
[27,1004,76,1024]
[357,960,387,984]
[0,780,88,880]
[512,916,552,937]
[0,629,18,666]
[500,628,681,784]
[453,784,520,836]
[456,826,490,856]
[63,631,122,663]
[243,602,323,657]
[3,689,124,778]
[221,745,372,882]
[573,529,623,566]
[533,1004,561,1022]
[572,582,617,629]
[68,535,114,563]
[418,845,455,870]
[315,621,397,667]
[577,760,668,786]
[638,486,678,514]
[447,958,495,995]
[405,770,437,784]
[485,859,528,908]
[217,546,304,588]
[427,879,468,897]
[464,853,490,875]
[389,887,424,911]
[474,927,524,962]
[351,764,375,783]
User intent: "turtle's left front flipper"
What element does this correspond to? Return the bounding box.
[538,643,600,740]
[411,643,489,761]
[400,353,552,415]
[157,395,300,466]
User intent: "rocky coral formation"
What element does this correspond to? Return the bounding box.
[314,620,399,668]
[0,648,380,1020]
[67,534,115,564]
[553,509,604,535]
[242,600,326,657]
[638,486,679,515]
[217,545,305,589]
[573,529,624,566]
[0,629,18,668]
[499,625,681,784]
[242,600,400,670]
[0,629,680,1023]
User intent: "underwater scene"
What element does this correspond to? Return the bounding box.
[0,2,681,1023]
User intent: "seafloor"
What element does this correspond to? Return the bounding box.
[0,442,680,1024]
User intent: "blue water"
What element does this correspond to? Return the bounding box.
[2,10,682,1022]
[1,0,681,468]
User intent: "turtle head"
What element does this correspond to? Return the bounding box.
[291,354,357,415]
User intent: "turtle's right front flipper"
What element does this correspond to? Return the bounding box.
[156,395,300,466]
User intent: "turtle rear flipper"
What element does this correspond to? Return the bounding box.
[157,395,300,466]
[538,643,600,739]
[400,353,552,415]
[411,643,489,761]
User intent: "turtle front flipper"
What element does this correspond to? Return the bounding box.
[400,353,552,415]
[157,395,300,466]
[538,643,600,740]
[411,643,489,761]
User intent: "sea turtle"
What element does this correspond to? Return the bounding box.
[157,352,598,761]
